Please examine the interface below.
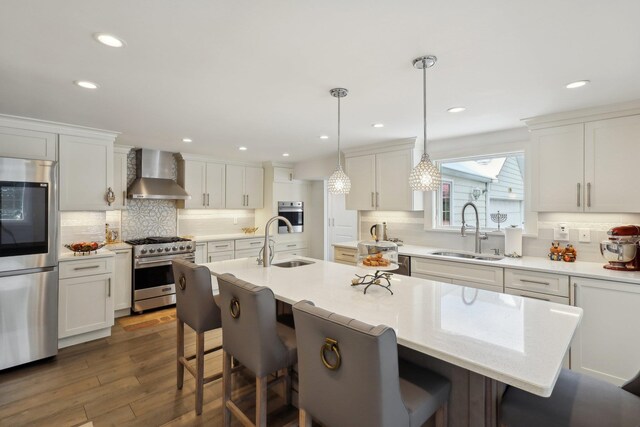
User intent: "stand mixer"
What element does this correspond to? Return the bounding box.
[600,225,640,271]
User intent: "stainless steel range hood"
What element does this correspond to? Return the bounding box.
[127,149,190,200]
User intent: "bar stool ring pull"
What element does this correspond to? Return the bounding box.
[321,337,341,370]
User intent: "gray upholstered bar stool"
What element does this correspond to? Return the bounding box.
[217,273,298,427]
[500,368,640,427]
[172,259,224,415]
[292,300,451,427]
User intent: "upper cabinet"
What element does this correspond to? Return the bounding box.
[226,164,263,209]
[59,135,115,211]
[177,158,225,209]
[112,146,132,209]
[273,167,294,183]
[344,139,423,211]
[0,125,56,160]
[528,108,640,213]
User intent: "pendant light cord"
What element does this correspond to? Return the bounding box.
[422,59,427,155]
[337,94,342,168]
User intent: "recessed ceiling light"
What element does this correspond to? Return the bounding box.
[74,80,99,89]
[566,80,590,89]
[182,138,192,143]
[282,153,290,157]
[238,146,247,151]
[447,107,466,113]
[94,33,126,48]
[319,135,329,140]
[372,123,384,128]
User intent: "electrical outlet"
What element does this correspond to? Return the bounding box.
[233,216,238,225]
[579,228,591,243]
[554,223,570,241]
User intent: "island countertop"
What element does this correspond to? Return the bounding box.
[205,257,582,397]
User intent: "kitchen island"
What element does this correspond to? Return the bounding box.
[205,257,582,427]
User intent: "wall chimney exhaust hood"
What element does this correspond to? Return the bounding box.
[127,149,191,200]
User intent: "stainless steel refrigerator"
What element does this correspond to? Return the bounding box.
[0,157,58,370]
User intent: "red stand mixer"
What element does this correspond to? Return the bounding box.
[600,225,640,271]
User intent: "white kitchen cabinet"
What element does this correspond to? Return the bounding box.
[178,159,226,209]
[113,248,132,314]
[0,126,56,160]
[273,167,294,182]
[411,257,504,292]
[345,141,423,211]
[195,242,207,264]
[504,268,569,299]
[529,113,640,213]
[112,146,131,209]
[570,277,640,385]
[207,240,234,262]
[59,135,114,211]
[58,257,114,343]
[226,164,263,209]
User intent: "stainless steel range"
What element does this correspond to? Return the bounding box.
[125,236,195,313]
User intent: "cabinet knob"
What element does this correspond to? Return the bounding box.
[106,187,115,206]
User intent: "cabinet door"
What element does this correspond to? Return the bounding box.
[0,126,56,160]
[225,165,246,208]
[113,250,132,311]
[183,160,207,209]
[195,242,207,264]
[274,167,294,182]
[376,150,417,210]
[531,124,584,212]
[244,166,264,208]
[208,251,234,262]
[112,151,129,209]
[345,155,376,210]
[59,274,114,338]
[571,277,640,385]
[59,135,113,211]
[205,162,226,209]
[585,115,640,212]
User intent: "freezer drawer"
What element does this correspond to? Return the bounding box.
[0,267,58,370]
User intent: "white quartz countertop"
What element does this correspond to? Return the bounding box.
[333,241,640,285]
[205,257,582,397]
[105,242,132,251]
[59,247,115,262]
[187,233,265,242]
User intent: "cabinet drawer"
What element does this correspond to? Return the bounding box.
[505,288,570,305]
[235,238,264,251]
[276,241,307,252]
[60,257,114,279]
[505,268,569,297]
[334,247,357,264]
[412,272,453,284]
[235,248,261,259]
[208,240,234,253]
[412,257,503,288]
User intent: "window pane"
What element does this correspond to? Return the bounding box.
[437,154,524,228]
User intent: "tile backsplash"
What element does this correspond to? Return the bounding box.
[178,209,255,237]
[59,211,106,249]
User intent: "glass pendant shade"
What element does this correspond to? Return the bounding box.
[409,153,441,191]
[328,164,351,194]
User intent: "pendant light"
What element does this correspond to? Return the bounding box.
[327,87,351,194]
[409,55,442,191]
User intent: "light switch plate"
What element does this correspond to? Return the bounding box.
[579,228,591,243]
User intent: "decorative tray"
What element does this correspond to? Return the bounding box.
[64,241,106,255]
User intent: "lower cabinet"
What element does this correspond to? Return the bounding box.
[195,242,207,264]
[504,268,570,304]
[208,240,235,262]
[113,248,132,314]
[58,256,114,347]
[571,277,640,385]
[333,247,358,265]
[411,257,504,292]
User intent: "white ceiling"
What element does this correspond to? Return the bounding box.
[1,1,639,164]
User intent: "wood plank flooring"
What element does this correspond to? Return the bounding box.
[0,309,298,427]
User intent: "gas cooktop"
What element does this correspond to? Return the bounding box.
[125,236,191,246]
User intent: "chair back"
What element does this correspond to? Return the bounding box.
[292,300,408,427]
[172,259,221,333]
[217,273,289,377]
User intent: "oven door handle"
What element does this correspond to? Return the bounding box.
[136,256,195,268]
[278,208,303,213]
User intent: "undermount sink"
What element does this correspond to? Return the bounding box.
[430,251,504,261]
[272,259,315,268]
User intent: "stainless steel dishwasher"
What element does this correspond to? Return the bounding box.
[396,255,411,276]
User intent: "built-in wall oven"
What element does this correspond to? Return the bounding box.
[0,157,58,370]
[125,237,195,313]
[278,201,303,233]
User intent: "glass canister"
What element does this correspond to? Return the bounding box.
[357,240,399,270]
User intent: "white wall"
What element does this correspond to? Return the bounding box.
[293,153,336,180]
[308,181,326,259]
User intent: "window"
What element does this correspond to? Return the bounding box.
[435,153,525,230]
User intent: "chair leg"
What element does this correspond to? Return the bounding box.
[256,375,268,427]
[223,350,232,427]
[194,332,205,415]
[284,367,292,406]
[176,319,184,390]
[435,402,448,427]
[299,408,312,427]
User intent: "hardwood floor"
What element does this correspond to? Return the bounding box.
[0,309,298,427]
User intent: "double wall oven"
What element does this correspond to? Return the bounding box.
[125,237,195,313]
[0,157,58,370]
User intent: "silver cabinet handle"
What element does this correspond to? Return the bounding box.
[215,244,229,248]
[376,192,379,208]
[74,265,100,271]
[208,255,211,262]
[108,278,111,297]
[250,241,262,246]
[371,192,374,208]
[520,279,550,286]
[206,193,210,206]
[203,193,206,207]
[577,183,581,207]
[587,182,591,208]
[287,244,296,247]
[122,191,126,207]
[573,282,577,304]
[289,172,293,181]
[246,194,249,206]
[340,252,355,258]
